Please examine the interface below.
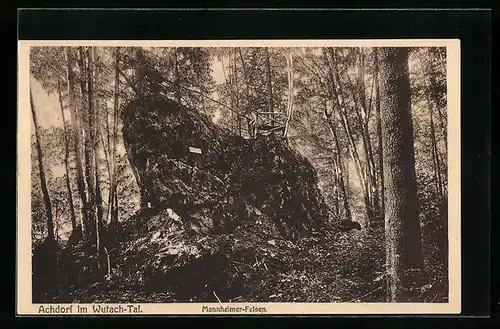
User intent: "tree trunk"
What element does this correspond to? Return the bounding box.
[232,50,242,137]
[221,55,235,132]
[237,48,254,136]
[324,105,352,221]
[65,47,90,238]
[341,49,379,223]
[90,47,105,257]
[264,48,274,120]
[81,47,97,247]
[284,52,294,140]
[331,160,340,217]
[100,129,111,183]
[428,53,448,153]
[108,47,120,224]
[56,78,78,232]
[174,48,181,103]
[326,47,372,222]
[379,47,424,302]
[429,106,443,198]
[374,48,385,220]
[113,185,119,223]
[30,87,55,241]
[78,47,97,245]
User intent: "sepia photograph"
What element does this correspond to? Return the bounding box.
[17,40,461,315]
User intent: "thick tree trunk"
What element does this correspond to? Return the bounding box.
[56,78,78,232]
[30,87,55,241]
[65,47,90,238]
[379,47,424,302]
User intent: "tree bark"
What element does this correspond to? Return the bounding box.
[30,86,55,241]
[379,47,424,302]
[56,78,78,232]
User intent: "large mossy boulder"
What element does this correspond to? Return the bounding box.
[122,95,329,237]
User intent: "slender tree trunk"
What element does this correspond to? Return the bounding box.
[326,47,372,222]
[264,48,274,121]
[65,47,90,238]
[232,50,242,137]
[56,78,78,232]
[331,160,340,217]
[100,130,111,183]
[54,202,60,242]
[237,48,254,135]
[324,106,352,221]
[374,48,385,220]
[113,185,119,223]
[379,47,424,302]
[221,55,235,132]
[78,47,97,245]
[30,87,55,241]
[90,47,104,257]
[108,47,120,224]
[429,106,443,197]
[174,48,181,103]
[339,106,372,221]
[343,51,379,223]
[364,121,379,220]
[428,54,448,153]
[81,47,97,246]
[420,53,445,198]
[284,52,294,140]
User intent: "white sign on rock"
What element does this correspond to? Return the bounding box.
[189,147,202,154]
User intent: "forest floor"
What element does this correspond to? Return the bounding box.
[60,223,447,304]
